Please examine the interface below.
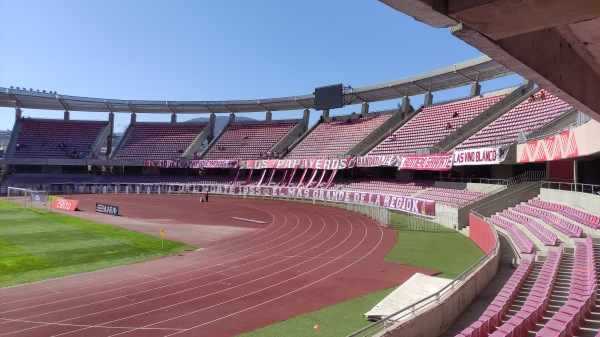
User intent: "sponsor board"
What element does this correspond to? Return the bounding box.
[453,147,508,166]
[240,158,355,170]
[355,155,401,167]
[144,159,239,169]
[399,153,453,171]
[96,203,119,216]
[29,193,46,202]
[51,198,79,211]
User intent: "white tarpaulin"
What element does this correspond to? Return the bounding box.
[364,273,452,320]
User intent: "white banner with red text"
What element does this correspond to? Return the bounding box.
[240,157,355,170]
[399,153,453,171]
[51,183,436,217]
[452,147,509,166]
[143,159,239,169]
[355,155,402,167]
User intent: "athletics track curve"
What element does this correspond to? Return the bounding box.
[0,194,436,337]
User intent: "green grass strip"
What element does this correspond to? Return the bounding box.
[238,287,395,337]
[0,200,196,287]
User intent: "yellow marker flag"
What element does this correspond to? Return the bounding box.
[160,227,165,237]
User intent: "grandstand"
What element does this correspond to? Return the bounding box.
[368,92,506,155]
[203,120,300,160]
[11,118,108,159]
[287,113,391,158]
[2,31,600,337]
[113,122,208,159]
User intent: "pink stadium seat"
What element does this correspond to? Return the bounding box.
[13,118,107,158]
[115,122,206,159]
[204,120,298,160]
[287,114,391,158]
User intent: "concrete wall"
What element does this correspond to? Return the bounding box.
[458,181,541,228]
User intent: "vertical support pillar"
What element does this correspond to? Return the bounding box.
[229,112,236,124]
[361,102,369,116]
[470,82,481,97]
[64,110,70,121]
[15,107,22,121]
[266,111,272,122]
[322,109,330,118]
[209,112,216,138]
[171,113,177,123]
[130,112,136,124]
[401,96,411,115]
[424,92,433,106]
[106,112,114,156]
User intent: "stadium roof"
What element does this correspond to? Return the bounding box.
[381,0,600,121]
[0,56,511,114]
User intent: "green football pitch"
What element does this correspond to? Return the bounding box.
[0,201,196,287]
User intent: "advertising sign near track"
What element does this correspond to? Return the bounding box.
[399,153,453,171]
[95,203,119,216]
[453,147,509,166]
[51,198,79,211]
[240,158,355,170]
[30,193,46,202]
[355,155,401,167]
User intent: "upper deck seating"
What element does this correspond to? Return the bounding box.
[13,119,107,158]
[287,114,391,159]
[369,94,505,155]
[204,120,298,160]
[337,179,430,196]
[455,91,572,150]
[115,122,206,159]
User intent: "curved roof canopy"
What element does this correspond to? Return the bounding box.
[0,56,511,114]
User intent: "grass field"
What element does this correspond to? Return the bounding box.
[238,217,484,336]
[0,201,196,287]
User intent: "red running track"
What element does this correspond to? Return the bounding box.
[0,194,437,337]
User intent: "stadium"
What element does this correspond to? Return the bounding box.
[0,1,599,337]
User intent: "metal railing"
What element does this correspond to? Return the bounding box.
[346,211,499,337]
[541,180,600,196]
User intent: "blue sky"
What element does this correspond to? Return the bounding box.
[0,0,522,132]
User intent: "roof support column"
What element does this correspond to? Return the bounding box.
[322,109,330,118]
[424,92,433,106]
[64,110,70,121]
[171,113,177,123]
[209,112,216,138]
[15,107,22,121]
[229,112,236,124]
[266,111,272,122]
[361,102,369,116]
[107,112,114,157]
[470,82,481,97]
[401,96,411,115]
[130,112,136,124]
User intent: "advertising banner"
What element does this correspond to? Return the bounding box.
[180,185,436,217]
[96,203,119,216]
[143,159,239,169]
[399,153,453,171]
[51,198,79,211]
[240,157,355,170]
[453,147,509,166]
[30,193,46,202]
[355,155,401,167]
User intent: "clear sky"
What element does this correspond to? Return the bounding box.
[0,0,522,132]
